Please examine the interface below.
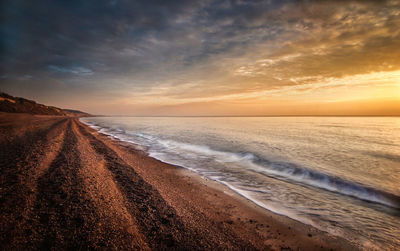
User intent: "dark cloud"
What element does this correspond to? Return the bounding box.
[0,0,285,90]
[1,0,200,72]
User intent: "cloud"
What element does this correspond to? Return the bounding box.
[0,0,399,115]
[48,65,94,76]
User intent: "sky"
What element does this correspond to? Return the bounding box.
[1,0,400,116]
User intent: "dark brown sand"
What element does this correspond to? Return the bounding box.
[0,112,359,250]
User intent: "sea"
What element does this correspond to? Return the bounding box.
[80,116,400,250]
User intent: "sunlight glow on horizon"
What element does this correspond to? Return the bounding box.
[118,70,400,111]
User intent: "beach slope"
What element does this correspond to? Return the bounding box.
[0,113,356,250]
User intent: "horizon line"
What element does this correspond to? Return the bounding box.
[89,114,400,118]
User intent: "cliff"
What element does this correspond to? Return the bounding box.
[0,92,89,116]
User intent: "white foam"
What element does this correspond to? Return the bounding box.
[246,162,400,208]
[158,139,256,163]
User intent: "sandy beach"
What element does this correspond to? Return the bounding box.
[0,113,358,250]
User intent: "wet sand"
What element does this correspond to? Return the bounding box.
[0,113,358,250]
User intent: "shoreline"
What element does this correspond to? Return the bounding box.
[0,112,359,250]
[81,117,360,250]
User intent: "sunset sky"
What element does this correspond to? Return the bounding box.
[1,0,400,115]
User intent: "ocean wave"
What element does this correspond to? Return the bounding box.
[247,160,400,209]
[158,139,256,162]
[153,139,400,209]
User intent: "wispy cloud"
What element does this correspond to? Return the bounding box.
[48,65,94,76]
